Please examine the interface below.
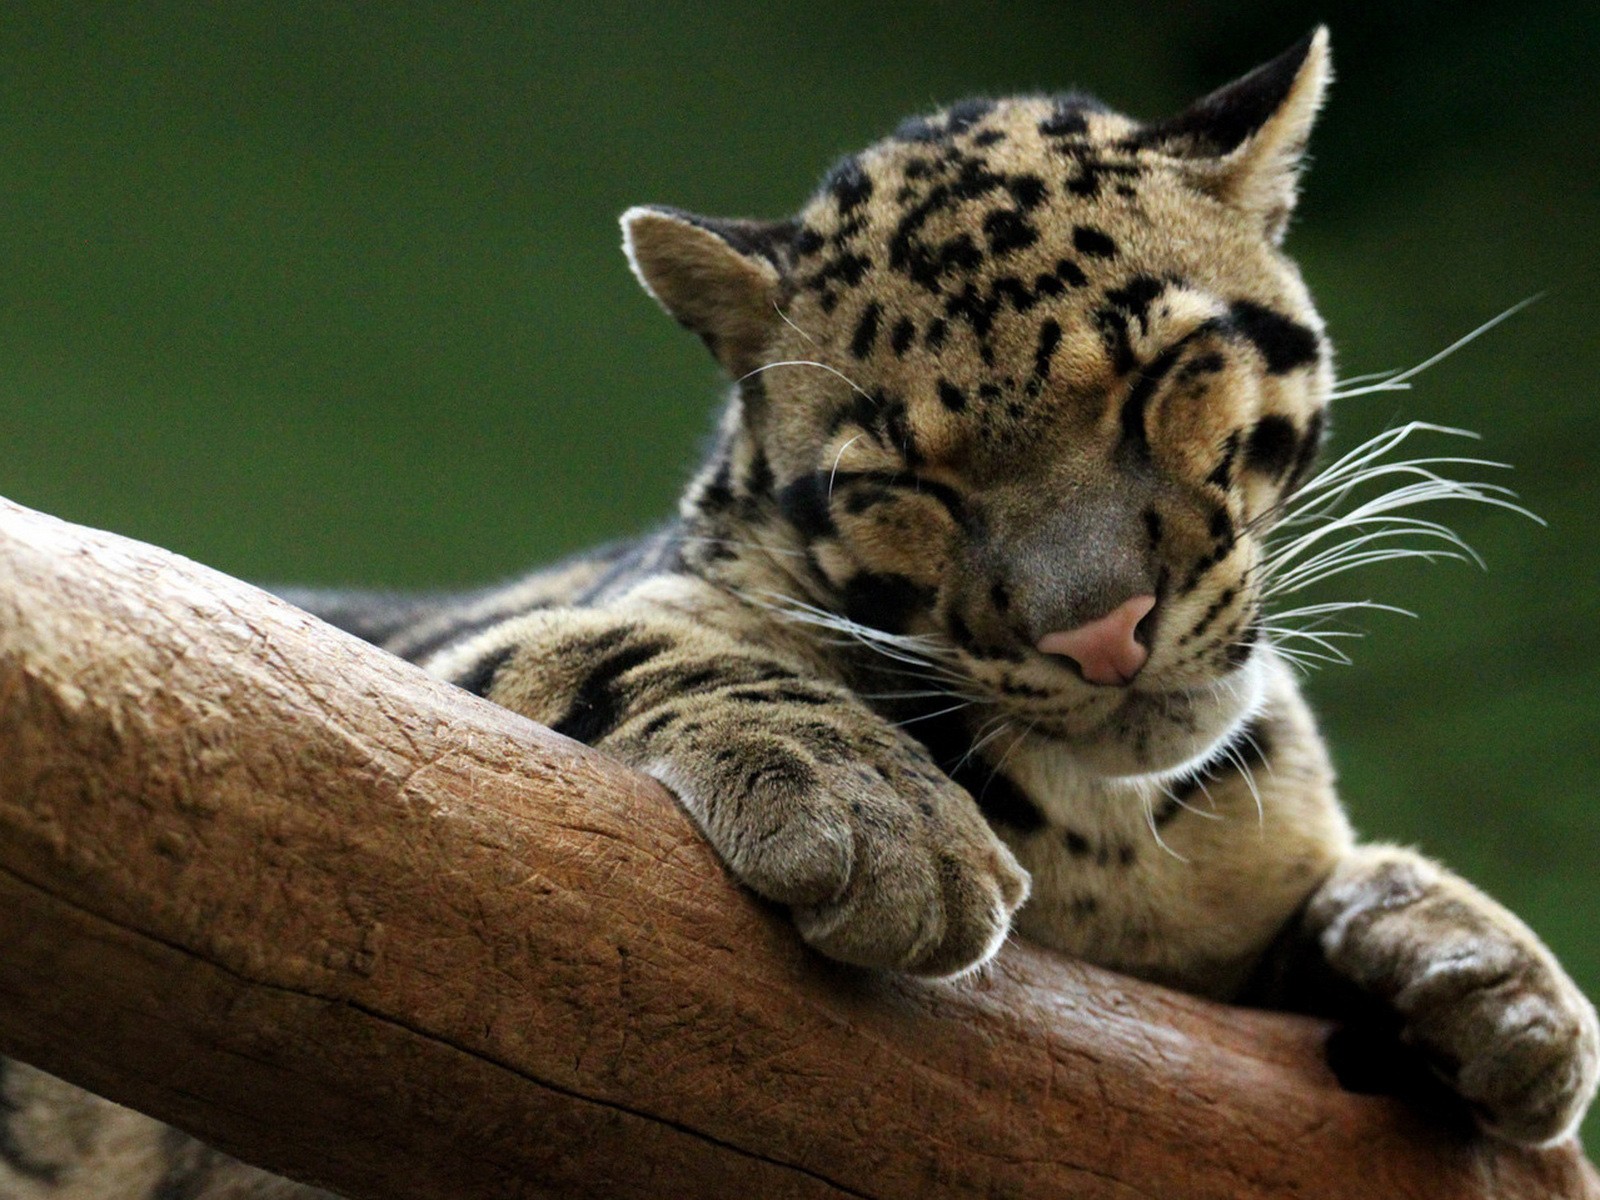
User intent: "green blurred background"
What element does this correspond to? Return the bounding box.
[3,0,1596,1137]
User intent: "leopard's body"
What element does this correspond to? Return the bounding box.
[6,28,1596,1199]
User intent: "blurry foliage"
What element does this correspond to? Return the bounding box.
[2,0,1596,1138]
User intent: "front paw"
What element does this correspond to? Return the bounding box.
[647,720,1029,977]
[1310,846,1600,1145]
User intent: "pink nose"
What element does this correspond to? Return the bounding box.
[1035,594,1156,686]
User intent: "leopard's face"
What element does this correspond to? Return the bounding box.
[626,35,1333,778]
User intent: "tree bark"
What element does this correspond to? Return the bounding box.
[0,493,1593,1200]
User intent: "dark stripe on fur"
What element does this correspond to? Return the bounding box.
[904,704,1046,833]
[551,636,670,745]
[454,643,517,698]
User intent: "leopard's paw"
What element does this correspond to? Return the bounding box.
[649,724,1029,977]
[1311,846,1600,1145]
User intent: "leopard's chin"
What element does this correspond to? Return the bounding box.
[1007,651,1267,779]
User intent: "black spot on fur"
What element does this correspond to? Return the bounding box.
[851,300,883,359]
[1032,318,1062,383]
[937,379,968,412]
[1039,92,1107,137]
[973,129,1006,147]
[1143,508,1163,551]
[1230,300,1320,374]
[1055,259,1088,288]
[890,316,916,356]
[1073,225,1118,258]
[1104,275,1166,325]
[887,153,1053,291]
[983,208,1038,256]
[1064,829,1091,857]
[925,318,948,348]
[1008,177,1047,211]
[1246,415,1300,478]
[1040,108,1088,137]
[894,114,944,144]
[744,447,775,497]
[1207,431,1241,489]
[946,97,996,134]
[697,457,736,513]
[454,643,516,698]
[777,474,836,538]
[794,226,824,257]
[842,572,936,635]
[1064,156,1141,199]
[826,156,874,212]
[803,251,872,295]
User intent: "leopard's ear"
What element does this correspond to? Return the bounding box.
[621,206,793,376]
[1137,27,1331,243]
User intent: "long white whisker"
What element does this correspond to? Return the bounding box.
[953,715,1014,776]
[1327,297,1540,400]
[1332,367,1405,389]
[892,700,977,728]
[773,302,820,347]
[1267,600,1417,622]
[829,433,865,500]
[738,359,875,402]
[1269,546,1472,597]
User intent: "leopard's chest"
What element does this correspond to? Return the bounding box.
[990,736,1306,999]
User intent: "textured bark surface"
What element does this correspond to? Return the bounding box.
[0,493,1594,1200]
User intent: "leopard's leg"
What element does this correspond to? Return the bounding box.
[424,586,1029,977]
[1268,845,1600,1145]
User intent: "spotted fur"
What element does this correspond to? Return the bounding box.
[10,28,1596,1196]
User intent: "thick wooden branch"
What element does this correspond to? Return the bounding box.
[0,494,1593,1200]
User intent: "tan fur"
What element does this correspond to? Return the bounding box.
[12,27,1596,1197]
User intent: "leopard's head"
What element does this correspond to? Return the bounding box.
[624,30,1333,779]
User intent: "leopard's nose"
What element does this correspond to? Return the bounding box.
[1035,594,1156,686]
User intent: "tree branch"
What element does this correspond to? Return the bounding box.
[0,494,1592,1199]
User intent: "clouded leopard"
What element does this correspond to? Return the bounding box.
[5,25,1595,1199]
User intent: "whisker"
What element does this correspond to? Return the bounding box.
[1142,787,1193,863]
[1218,743,1265,831]
[773,302,820,347]
[738,359,875,402]
[1327,297,1540,400]
[952,714,1014,776]
[829,433,865,500]
[891,700,978,728]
